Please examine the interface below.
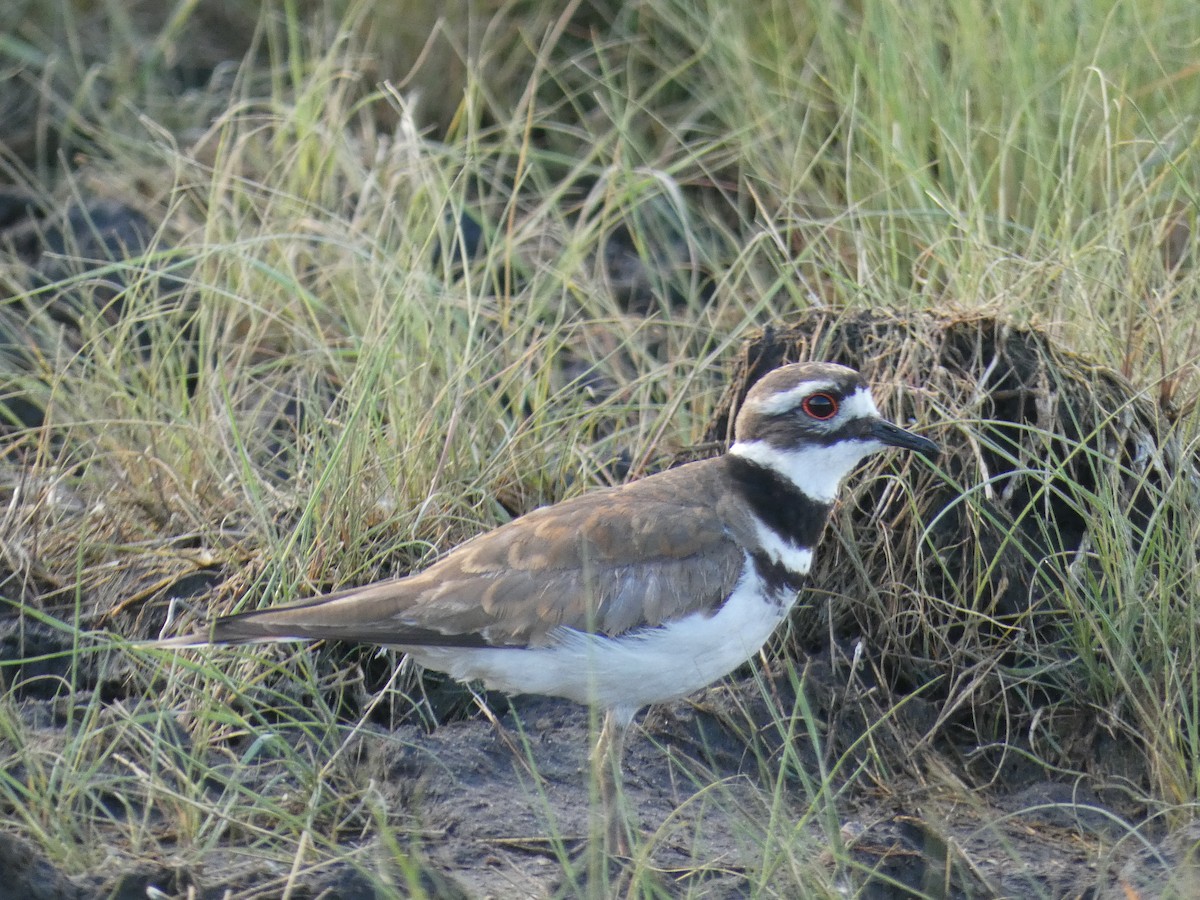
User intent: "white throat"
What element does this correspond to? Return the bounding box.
[729,437,883,503]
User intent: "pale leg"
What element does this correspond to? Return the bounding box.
[591,707,632,857]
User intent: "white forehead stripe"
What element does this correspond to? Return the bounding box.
[749,380,839,415]
[750,383,881,419]
[841,387,882,419]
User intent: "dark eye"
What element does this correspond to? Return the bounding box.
[802,393,838,420]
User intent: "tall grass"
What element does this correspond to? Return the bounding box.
[3,0,1200,894]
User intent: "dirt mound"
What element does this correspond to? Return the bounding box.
[709,308,1190,776]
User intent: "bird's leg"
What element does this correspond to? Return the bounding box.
[591,707,632,857]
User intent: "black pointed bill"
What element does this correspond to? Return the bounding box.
[869,420,939,457]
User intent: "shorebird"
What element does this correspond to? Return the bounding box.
[158,362,937,854]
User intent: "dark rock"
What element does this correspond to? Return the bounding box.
[0,197,197,436]
[0,617,82,700]
[0,187,37,231]
[847,814,998,899]
[0,830,84,900]
[432,209,487,271]
[1001,781,1126,837]
[598,205,718,316]
[104,866,191,900]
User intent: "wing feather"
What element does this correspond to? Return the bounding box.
[199,461,749,648]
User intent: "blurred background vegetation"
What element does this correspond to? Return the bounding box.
[3,0,1200,896]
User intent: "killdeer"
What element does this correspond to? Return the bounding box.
[159,362,937,853]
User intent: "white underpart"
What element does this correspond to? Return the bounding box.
[749,515,815,573]
[403,559,791,726]
[730,388,884,503]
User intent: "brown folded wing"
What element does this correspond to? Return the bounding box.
[204,462,748,648]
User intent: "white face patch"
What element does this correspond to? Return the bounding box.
[729,437,885,502]
[730,385,888,502]
[840,387,882,421]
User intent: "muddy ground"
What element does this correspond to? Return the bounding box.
[2,621,1194,899]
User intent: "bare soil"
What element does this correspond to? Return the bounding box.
[1,618,1193,899]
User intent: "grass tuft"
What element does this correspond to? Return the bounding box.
[3,0,1200,894]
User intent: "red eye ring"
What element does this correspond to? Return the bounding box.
[802,393,838,420]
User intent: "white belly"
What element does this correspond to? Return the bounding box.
[404,569,793,723]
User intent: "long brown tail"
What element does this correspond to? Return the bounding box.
[150,581,490,649]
